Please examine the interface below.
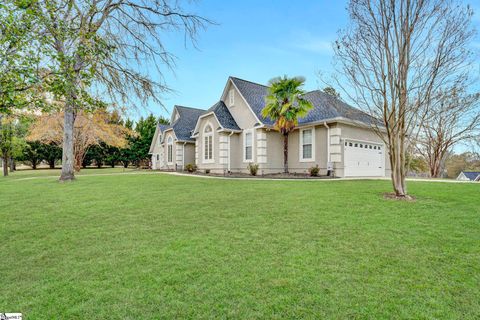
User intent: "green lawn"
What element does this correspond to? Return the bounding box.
[0,172,479,319]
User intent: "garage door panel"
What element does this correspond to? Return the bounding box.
[344,140,384,177]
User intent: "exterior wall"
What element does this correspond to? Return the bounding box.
[150,130,163,169]
[162,130,177,170]
[229,133,244,172]
[196,114,226,173]
[239,126,329,175]
[224,81,259,129]
[287,125,329,174]
[335,123,391,178]
[183,144,195,167]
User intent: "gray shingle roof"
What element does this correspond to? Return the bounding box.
[462,171,480,181]
[158,123,170,132]
[159,102,240,142]
[230,77,378,126]
[170,106,205,141]
[207,101,240,130]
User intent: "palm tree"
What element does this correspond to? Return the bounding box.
[262,76,313,173]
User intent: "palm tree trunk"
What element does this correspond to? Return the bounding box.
[283,134,289,173]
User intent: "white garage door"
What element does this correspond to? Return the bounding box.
[344,140,385,177]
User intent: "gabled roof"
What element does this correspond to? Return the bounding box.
[168,105,205,142]
[230,77,378,127]
[207,101,240,131]
[461,171,480,181]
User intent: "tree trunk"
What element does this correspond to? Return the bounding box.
[283,134,289,174]
[60,104,76,181]
[2,155,8,177]
[123,161,129,168]
[9,157,14,172]
[32,161,37,170]
[389,134,407,197]
[49,160,55,169]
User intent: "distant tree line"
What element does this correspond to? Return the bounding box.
[2,113,169,171]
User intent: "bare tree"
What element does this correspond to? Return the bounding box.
[417,87,480,177]
[25,0,210,181]
[333,0,475,197]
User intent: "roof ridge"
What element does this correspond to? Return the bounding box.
[174,105,205,112]
[230,76,269,88]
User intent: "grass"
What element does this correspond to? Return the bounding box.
[0,171,479,319]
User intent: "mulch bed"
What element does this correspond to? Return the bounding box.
[186,171,338,180]
[383,192,416,201]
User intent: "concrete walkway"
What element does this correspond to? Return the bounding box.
[4,169,477,184]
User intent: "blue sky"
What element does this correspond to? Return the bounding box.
[140,0,480,120]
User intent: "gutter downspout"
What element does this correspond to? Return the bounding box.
[182,142,187,171]
[323,122,331,176]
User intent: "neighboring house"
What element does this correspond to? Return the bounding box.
[456,171,480,181]
[149,76,391,177]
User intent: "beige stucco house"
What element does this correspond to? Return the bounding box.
[149,77,391,177]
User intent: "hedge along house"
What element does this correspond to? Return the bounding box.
[149,77,391,177]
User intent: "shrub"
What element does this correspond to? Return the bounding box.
[205,169,210,174]
[185,163,197,173]
[309,165,320,177]
[248,163,259,176]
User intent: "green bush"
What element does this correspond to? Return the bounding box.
[309,165,320,177]
[185,163,197,173]
[248,163,259,176]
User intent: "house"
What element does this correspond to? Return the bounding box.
[456,171,480,181]
[149,77,391,177]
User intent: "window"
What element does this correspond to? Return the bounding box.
[204,124,213,162]
[167,136,173,163]
[300,128,314,161]
[159,135,162,146]
[244,131,253,161]
[229,89,234,106]
[345,142,347,146]
[156,154,159,161]
[349,142,353,147]
[354,143,358,147]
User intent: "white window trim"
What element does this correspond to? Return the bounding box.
[203,122,215,164]
[243,128,254,163]
[167,136,174,165]
[299,127,315,162]
[229,89,234,107]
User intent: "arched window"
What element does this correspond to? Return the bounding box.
[167,136,173,163]
[204,124,213,162]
